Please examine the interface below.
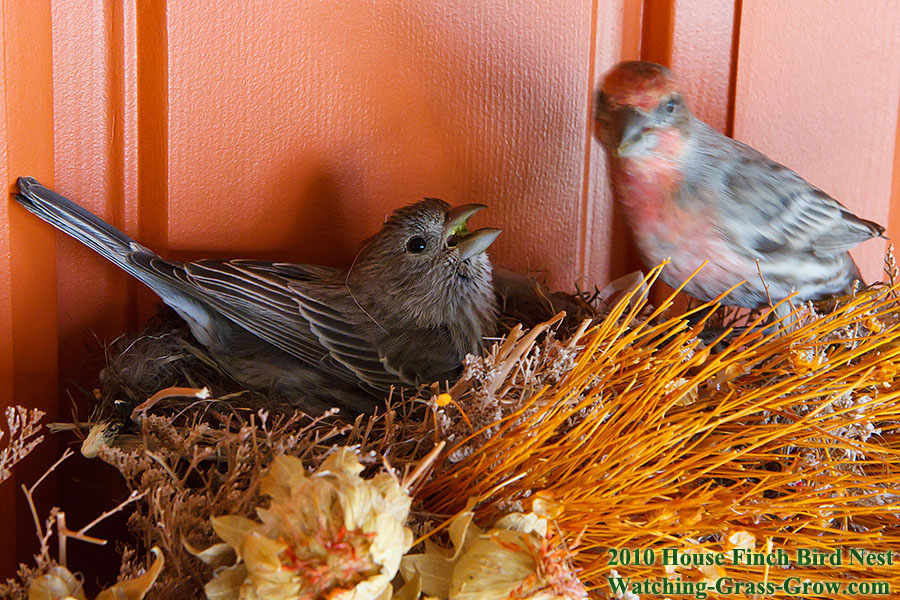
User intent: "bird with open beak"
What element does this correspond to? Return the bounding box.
[594,60,884,316]
[16,178,501,415]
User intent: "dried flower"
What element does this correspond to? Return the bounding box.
[28,547,163,600]
[401,500,586,600]
[1,406,45,484]
[435,393,453,407]
[789,347,827,376]
[28,566,86,600]
[192,448,412,600]
[863,315,884,333]
[874,359,899,386]
[726,531,756,552]
[665,377,698,406]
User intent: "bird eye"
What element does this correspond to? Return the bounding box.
[406,236,427,253]
[664,96,678,114]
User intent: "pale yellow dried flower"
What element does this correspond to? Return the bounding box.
[727,530,756,552]
[28,547,163,600]
[193,448,412,600]
[28,566,86,600]
[401,500,585,600]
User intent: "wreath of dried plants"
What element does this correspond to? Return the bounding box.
[3,253,900,599]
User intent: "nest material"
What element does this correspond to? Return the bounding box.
[9,261,900,599]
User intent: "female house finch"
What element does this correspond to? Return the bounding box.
[594,61,884,312]
[16,177,500,414]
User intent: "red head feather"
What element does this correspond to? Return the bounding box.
[600,61,680,111]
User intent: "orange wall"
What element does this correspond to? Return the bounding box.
[162,1,606,288]
[733,0,900,284]
[1,0,59,576]
[2,0,900,579]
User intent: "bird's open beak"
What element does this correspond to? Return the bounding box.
[612,107,648,156]
[444,204,502,261]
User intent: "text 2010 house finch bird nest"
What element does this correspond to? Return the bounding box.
[6,258,900,600]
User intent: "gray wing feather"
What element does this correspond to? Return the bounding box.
[131,257,405,392]
[707,134,883,257]
[291,288,403,388]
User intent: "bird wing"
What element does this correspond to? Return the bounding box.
[128,256,405,393]
[709,136,883,258]
[288,281,408,390]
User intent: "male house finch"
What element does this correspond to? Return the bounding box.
[594,61,884,313]
[16,177,500,414]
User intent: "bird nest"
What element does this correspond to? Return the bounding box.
[4,259,900,600]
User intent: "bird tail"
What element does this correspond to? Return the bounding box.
[15,177,156,280]
[14,177,222,345]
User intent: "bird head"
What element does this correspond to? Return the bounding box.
[594,61,691,158]
[352,199,500,331]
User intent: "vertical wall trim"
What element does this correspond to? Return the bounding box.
[125,0,168,322]
[725,0,743,138]
[136,0,167,249]
[0,1,15,577]
[621,0,644,60]
[106,0,125,234]
[887,98,900,247]
[640,0,674,66]
[578,0,601,283]
[2,0,59,569]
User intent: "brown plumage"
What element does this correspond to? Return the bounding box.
[16,177,500,415]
